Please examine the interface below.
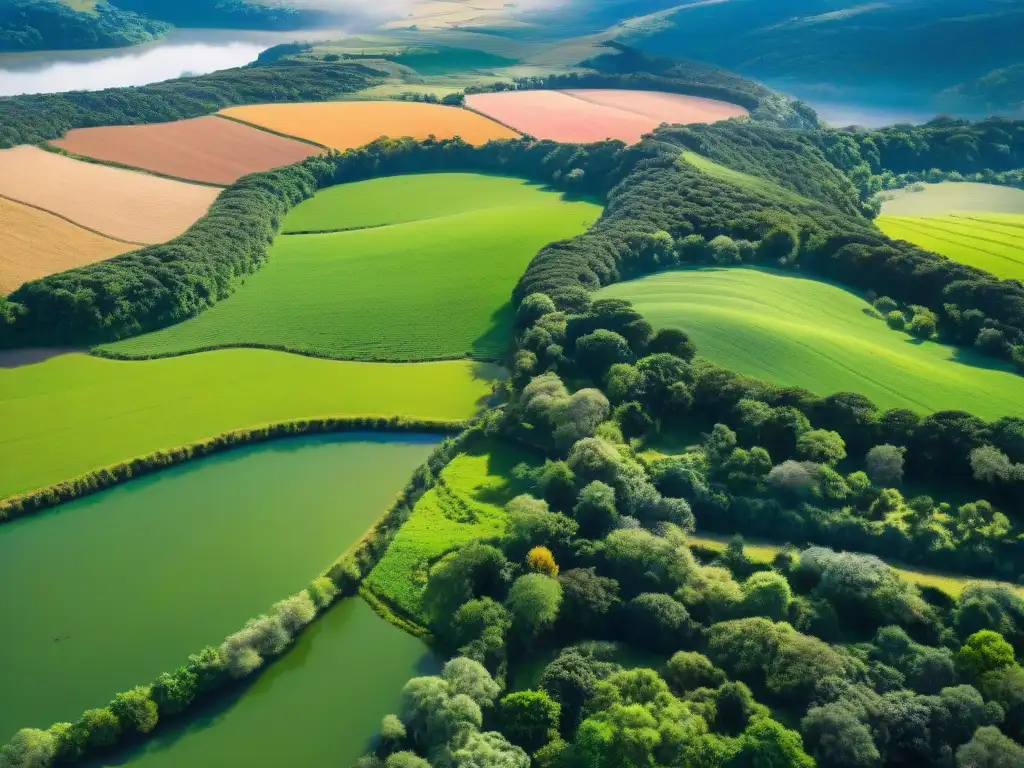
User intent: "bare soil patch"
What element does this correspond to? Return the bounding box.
[0,197,134,293]
[0,146,221,244]
[50,116,324,186]
[465,89,747,144]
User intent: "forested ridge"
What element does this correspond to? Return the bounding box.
[0,0,169,52]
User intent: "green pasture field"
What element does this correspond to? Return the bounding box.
[0,350,497,499]
[878,181,1024,216]
[877,213,1024,281]
[392,46,519,76]
[364,438,540,624]
[100,174,601,362]
[688,532,1024,599]
[679,151,813,206]
[597,267,1024,418]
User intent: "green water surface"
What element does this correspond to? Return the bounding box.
[93,598,437,767]
[0,433,439,740]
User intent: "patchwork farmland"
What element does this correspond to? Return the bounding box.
[0,146,220,244]
[219,101,518,150]
[50,116,324,186]
[598,266,1024,417]
[0,197,133,292]
[464,88,748,143]
[100,173,601,361]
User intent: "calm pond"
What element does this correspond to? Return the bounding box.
[92,599,437,767]
[0,432,439,741]
[0,27,347,97]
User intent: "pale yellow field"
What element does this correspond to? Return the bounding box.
[0,146,220,244]
[0,197,134,293]
[219,101,518,150]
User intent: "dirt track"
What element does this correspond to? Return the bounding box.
[51,116,324,185]
[465,89,748,144]
[0,146,220,244]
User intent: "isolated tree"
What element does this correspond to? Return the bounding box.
[664,652,726,695]
[526,546,559,578]
[647,327,696,361]
[507,573,562,638]
[956,726,1024,767]
[957,631,1016,681]
[796,430,847,466]
[865,444,905,486]
[498,690,560,752]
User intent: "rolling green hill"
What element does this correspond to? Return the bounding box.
[598,266,1024,418]
[99,174,601,361]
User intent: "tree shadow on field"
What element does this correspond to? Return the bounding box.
[470,300,515,362]
[908,334,1022,376]
[0,347,82,368]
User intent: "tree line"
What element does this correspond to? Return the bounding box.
[0,58,381,148]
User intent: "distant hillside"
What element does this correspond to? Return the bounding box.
[0,0,169,52]
[0,0,327,53]
[625,0,1024,115]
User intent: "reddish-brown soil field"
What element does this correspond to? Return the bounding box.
[50,116,324,185]
[465,89,748,144]
[0,146,220,244]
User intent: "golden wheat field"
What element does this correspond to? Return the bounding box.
[0,197,135,293]
[0,146,221,244]
[219,101,519,150]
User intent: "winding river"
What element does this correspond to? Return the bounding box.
[0,27,348,97]
[0,432,439,742]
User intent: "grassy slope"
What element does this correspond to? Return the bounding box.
[597,267,1024,418]
[364,438,540,624]
[100,174,601,361]
[679,152,814,207]
[877,214,1024,281]
[0,351,496,499]
[688,532,1024,599]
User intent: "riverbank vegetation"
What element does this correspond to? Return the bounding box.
[0,425,475,766]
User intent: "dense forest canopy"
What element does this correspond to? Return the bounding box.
[0,0,169,52]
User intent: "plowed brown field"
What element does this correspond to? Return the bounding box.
[0,146,221,244]
[219,101,518,150]
[465,89,748,144]
[0,197,134,293]
[50,116,324,185]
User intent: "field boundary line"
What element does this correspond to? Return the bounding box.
[89,342,503,365]
[0,416,469,523]
[213,112,334,150]
[460,102,525,136]
[0,192,149,247]
[38,142,230,190]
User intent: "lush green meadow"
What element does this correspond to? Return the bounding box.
[878,181,1024,216]
[598,267,1024,417]
[0,350,495,499]
[100,174,601,361]
[877,213,1024,281]
[363,438,539,624]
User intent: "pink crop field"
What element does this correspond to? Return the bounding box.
[465,88,748,144]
